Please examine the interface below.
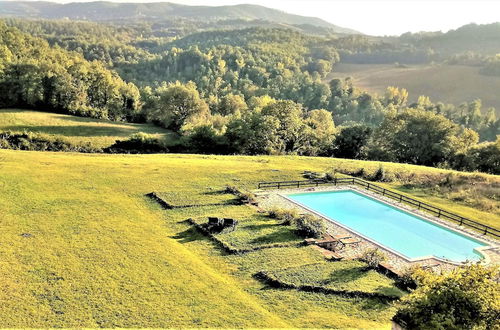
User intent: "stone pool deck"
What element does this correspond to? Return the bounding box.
[255,185,499,273]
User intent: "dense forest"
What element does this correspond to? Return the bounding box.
[0,15,499,174]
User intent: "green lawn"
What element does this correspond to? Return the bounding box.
[265,261,405,298]
[0,149,497,327]
[0,108,177,148]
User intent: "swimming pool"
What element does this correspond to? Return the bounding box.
[285,190,489,263]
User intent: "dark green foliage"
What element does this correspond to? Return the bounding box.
[103,133,168,154]
[372,165,387,182]
[333,125,372,159]
[369,108,478,167]
[183,125,228,154]
[0,131,99,152]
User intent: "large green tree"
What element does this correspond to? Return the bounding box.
[370,109,478,166]
[148,81,209,131]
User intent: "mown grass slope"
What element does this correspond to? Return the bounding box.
[0,108,177,148]
[327,63,500,113]
[0,149,497,327]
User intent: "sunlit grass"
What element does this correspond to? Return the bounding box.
[0,149,496,327]
[0,108,177,148]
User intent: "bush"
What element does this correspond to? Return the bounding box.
[183,125,229,154]
[268,208,299,225]
[0,131,100,153]
[104,133,168,154]
[372,165,386,182]
[237,191,257,205]
[395,266,418,290]
[224,185,240,194]
[360,248,386,268]
[295,214,326,238]
[394,264,500,329]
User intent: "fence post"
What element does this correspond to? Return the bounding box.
[459,218,463,226]
[278,182,280,189]
[334,178,337,186]
[367,183,370,190]
[418,202,421,209]
[484,227,488,235]
[297,181,300,188]
[437,209,441,217]
[399,195,402,203]
[382,189,385,196]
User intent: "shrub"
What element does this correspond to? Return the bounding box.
[237,191,257,205]
[395,266,418,290]
[372,165,386,182]
[393,264,500,329]
[268,208,299,225]
[325,172,335,182]
[224,185,240,194]
[0,131,100,153]
[295,214,326,238]
[360,248,386,269]
[104,133,168,154]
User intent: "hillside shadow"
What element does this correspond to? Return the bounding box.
[249,228,298,244]
[171,227,206,244]
[321,266,367,285]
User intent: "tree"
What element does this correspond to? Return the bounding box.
[394,264,500,329]
[217,94,248,116]
[225,112,280,155]
[261,100,307,153]
[384,86,408,108]
[333,125,372,159]
[184,125,228,154]
[149,81,209,131]
[371,109,478,166]
[304,109,336,155]
[467,137,500,174]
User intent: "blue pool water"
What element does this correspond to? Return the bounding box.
[286,190,488,262]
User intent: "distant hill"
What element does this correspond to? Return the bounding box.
[0,1,359,34]
[400,23,500,55]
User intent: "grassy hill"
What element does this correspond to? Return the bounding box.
[0,109,177,148]
[327,63,500,113]
[0,147,498,327]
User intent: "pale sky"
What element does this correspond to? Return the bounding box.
[6,0,500,35]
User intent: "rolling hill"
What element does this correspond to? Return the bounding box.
[0,1,358,34]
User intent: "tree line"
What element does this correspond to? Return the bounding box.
[0,22,498,174]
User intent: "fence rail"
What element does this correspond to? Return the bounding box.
[257,177,500,239]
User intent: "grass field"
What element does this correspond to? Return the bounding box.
[327,63,500,112]
[0,148,498,327]
[0,109,177,148]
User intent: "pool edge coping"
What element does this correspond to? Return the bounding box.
[278,187,495,266]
